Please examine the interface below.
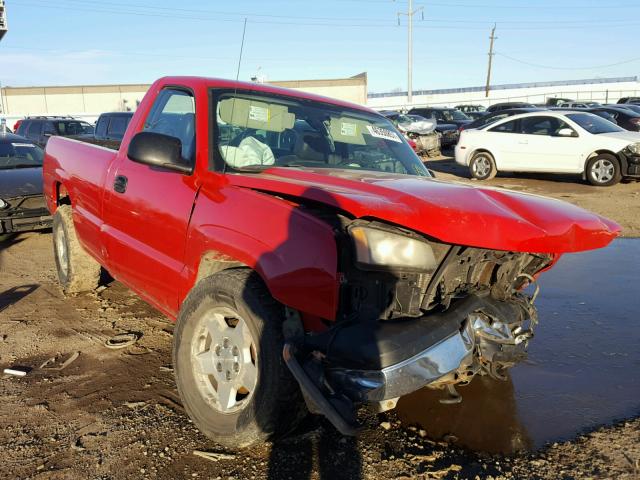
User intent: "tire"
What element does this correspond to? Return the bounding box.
[173,268,306,448]
[52,204,101,293]
[585,154,622,186]
[469,151,497,180]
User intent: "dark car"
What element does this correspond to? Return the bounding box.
[71,112,134,150]
[455,104,486,120]
[485,102,536,113]
[616,97,640,105]
[0,133,52,234]
[16,116,95,148]
[586,106,640,131]
[461,107,546,131]
[409,107,473,128]
[607,103,640,115]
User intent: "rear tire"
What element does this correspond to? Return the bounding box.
[469,151,497,180]
[173,268,306,448]
[585,154,622,186]
[52,205,101,294]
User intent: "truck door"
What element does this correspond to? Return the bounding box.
[102,87,198,316]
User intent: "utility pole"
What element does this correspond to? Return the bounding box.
[485,24,497,98]
[398,0,423,105]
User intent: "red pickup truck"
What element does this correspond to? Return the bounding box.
[43,76,620,447]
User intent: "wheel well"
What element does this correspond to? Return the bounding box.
[470,148,494,160]
[584,150,620,171]
[196,250,248,283]
[56,183,71,207]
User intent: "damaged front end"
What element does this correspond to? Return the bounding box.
[284,219,551,435]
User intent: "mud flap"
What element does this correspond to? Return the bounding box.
[283,342,360,436]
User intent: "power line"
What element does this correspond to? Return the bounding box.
[14,1,640,30]
[496,52,640,70]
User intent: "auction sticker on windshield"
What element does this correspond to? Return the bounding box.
[366,125,401,143]
[341,122,357,137]
[249,105,269,122]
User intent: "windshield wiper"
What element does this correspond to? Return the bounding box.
[0,164,41,169]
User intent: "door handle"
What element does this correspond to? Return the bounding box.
[113,175,128,194]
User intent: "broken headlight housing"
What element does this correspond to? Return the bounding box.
[349,224,438,272]
[627,143,640,155]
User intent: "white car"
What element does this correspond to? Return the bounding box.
[455,111,640,186]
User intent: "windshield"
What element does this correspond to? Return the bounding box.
[437,109,470,122]
[0,141,44,169]
[214,92,429,177]
[566,113,624,134]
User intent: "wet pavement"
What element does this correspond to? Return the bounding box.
[397,238,640,454]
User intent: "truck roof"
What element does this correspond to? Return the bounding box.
[155,76,375,115]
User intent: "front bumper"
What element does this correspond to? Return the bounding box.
[623,153,640,177]
[0,196,52,233]
[326,326,474,402]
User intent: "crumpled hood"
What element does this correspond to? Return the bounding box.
[228,168,620,253]
[398,119,437,135]
[0,167,44,198]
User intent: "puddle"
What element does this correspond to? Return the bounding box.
[397,238,640,454]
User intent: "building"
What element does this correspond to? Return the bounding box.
[367,76,640,110]
[0,73,368,124]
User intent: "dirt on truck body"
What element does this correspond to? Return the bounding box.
[41,75,620,449]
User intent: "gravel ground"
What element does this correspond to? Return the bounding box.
[1,165,639,479]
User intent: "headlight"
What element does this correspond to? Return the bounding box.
[0,198,7,209]
[627,143,640,155]
[349,225,438,272]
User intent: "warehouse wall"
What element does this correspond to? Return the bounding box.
[0,73,368,124]
[367,76,640,110]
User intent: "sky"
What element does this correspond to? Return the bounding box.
[2,0,640,93]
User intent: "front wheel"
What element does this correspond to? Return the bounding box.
[173,269,306,448]
[586,154,622,186]
[469,151,497,180]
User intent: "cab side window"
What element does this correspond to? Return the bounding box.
[26,121,43,139]
[520,116,573,136]
[488,119,517,133]
[144,89,196,163]
[96,116,109,138]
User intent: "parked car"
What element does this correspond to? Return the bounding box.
[455,111,640,186]
[606,103,640,113]
[586,106,640,132]
[0,132,52,234]
[544,97,574,107]
[16,116,95,148]
[71,112,134,150]
[616,97,640,105]
[461,107,546,131]
[382,111,440,156]
[485,102,536,113]
[43,76,619,447]
[558,101,601,109]
[408,107,473,129]
[455,105,486,120]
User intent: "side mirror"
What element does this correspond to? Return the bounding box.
[127,131,192,174]
[556,128,577,137]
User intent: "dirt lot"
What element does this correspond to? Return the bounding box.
[1,162,639,479]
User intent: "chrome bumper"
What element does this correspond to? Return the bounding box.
[326,323,474,402]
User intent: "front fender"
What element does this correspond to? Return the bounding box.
[183,184,339,320]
